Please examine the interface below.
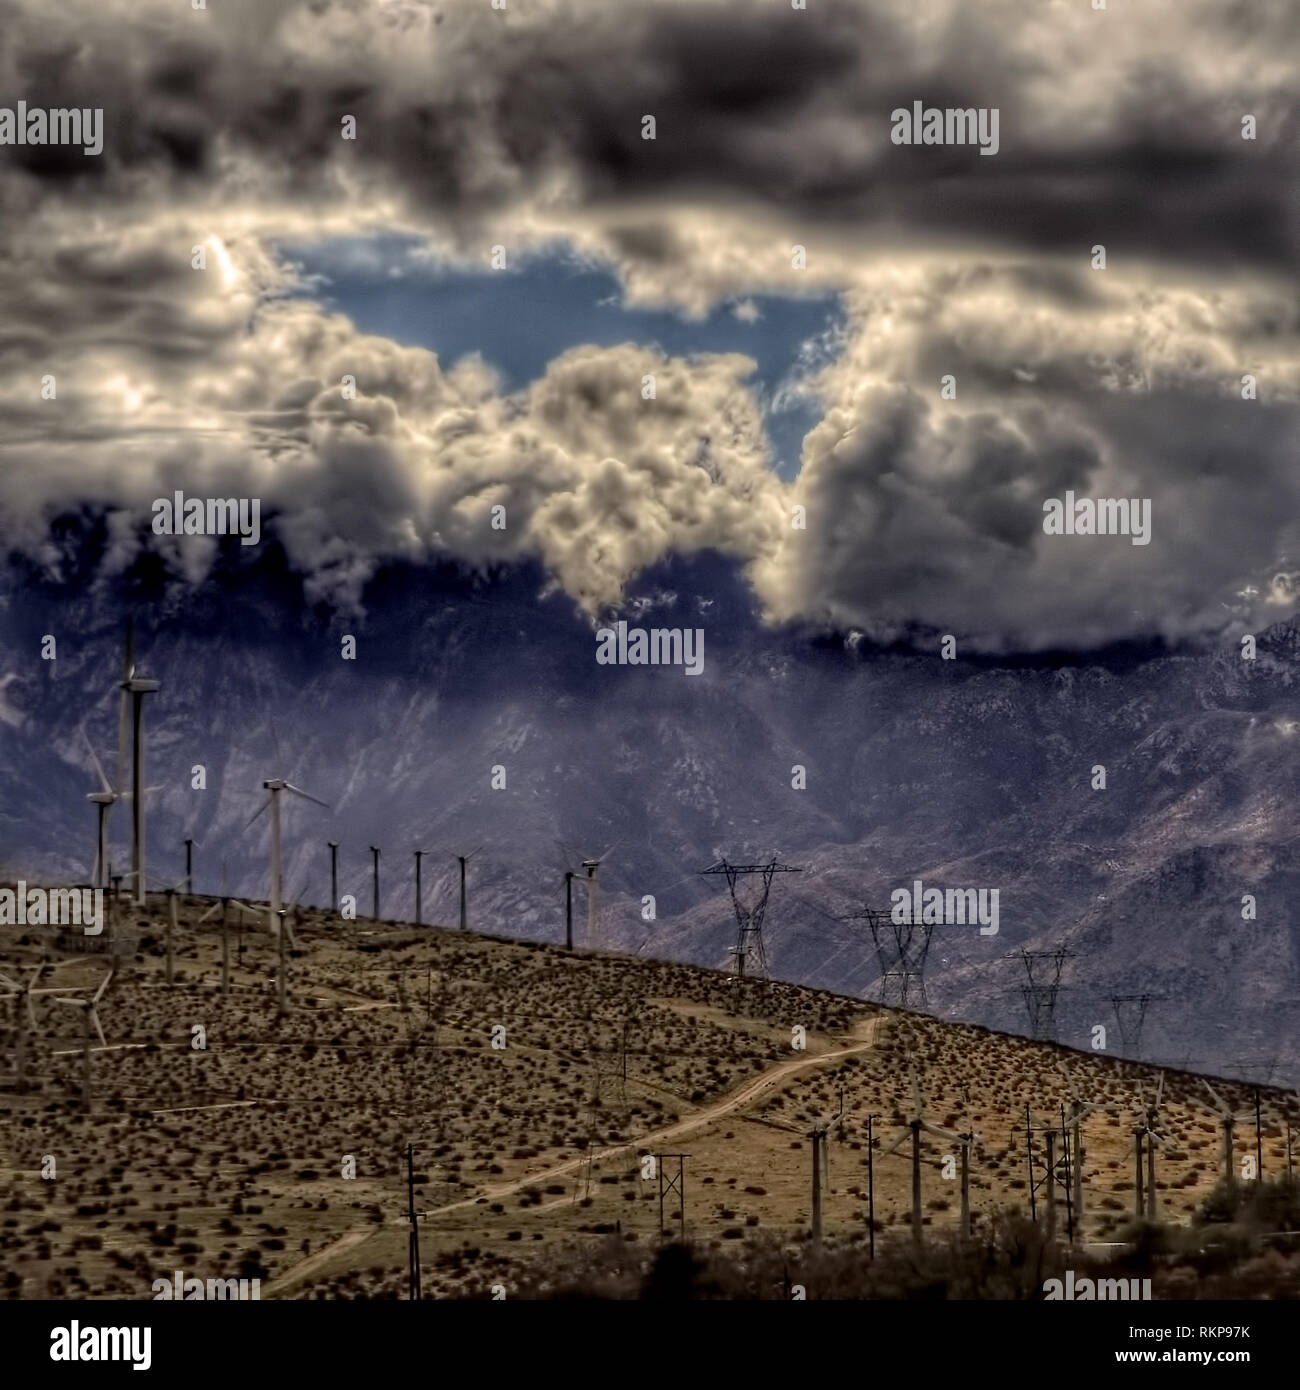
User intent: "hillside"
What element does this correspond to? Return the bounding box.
[1,889,1295,1300]
[2,568,1297,1087]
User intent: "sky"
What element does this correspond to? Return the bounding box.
[0,0,1297,652]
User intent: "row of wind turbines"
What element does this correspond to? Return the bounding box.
[79,622,620,953]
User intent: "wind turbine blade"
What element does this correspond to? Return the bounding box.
[1203,1079,1228,1117]
[878,1128,911,1160]
[93,971,113,1004]
[199,902,220,922]
[90,1008,107,1048]
[0,970,20,991]
[245,795,272,829]
[284,784,329,809]
[920,1122,964,1144]
[269,714,288,779]
[911,1064,922,1119]
[597,840,620,863]
[1155,1072,1165,1111]
[81,726,112,795]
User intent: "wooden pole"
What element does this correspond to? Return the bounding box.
[959,1140,970,1237]
[1045,1129,1057,1240]
[1134,1129,1144,1219]
[811,1128,822,1250]
[867,1114,875,1258]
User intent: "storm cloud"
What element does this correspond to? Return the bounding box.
[0,0,1297,649]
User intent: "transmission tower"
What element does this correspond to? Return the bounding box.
[1107,993,1166,1060]
[845,905,935,1007]
[1010,949,1075,1041]
[700,857,802,984]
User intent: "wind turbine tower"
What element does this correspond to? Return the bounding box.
[248,777,329,935]
[118,621,161,907]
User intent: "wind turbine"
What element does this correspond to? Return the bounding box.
[879,1060,976,1242]
[247,774,329,939]
[117,619,161,907]
[1131,1072,1167,1220]
[274,878,309,1016]
[452,848,482,931]
[81,728,118,889]
[1057,1063,1121,1228]
[580,844,617,950]
[1203,1079,1256,1187]
[52,969,113,1104]
[198,892,260,995]
[0,963,80,1091]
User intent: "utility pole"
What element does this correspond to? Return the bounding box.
[1060,1101,1075,1243]
[184,838,194,893]
[407,1144,421,1301]
[1044,1129,1057,1240]
[564,871,574,950]
[1133,1127,1145,1220]
[867,1114,876,1259]
[327,841,338,911]
[369,846,380,920]
[1025,1105,1036,1221]
[458,855,468,931]
[811,1127,824,1250]
[1255,1089,1263,1181]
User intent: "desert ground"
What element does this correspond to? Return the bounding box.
[1,888,1294,1299]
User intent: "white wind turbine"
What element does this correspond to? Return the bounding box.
[197,861,260,995]
[580,843,618,950]
[879,1058,977,1242]
[117,618,162,907]
[1203,1079,1256,1186]
[0,963,81,1089]
[247,768,329,939]
[52,969,114,1104]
